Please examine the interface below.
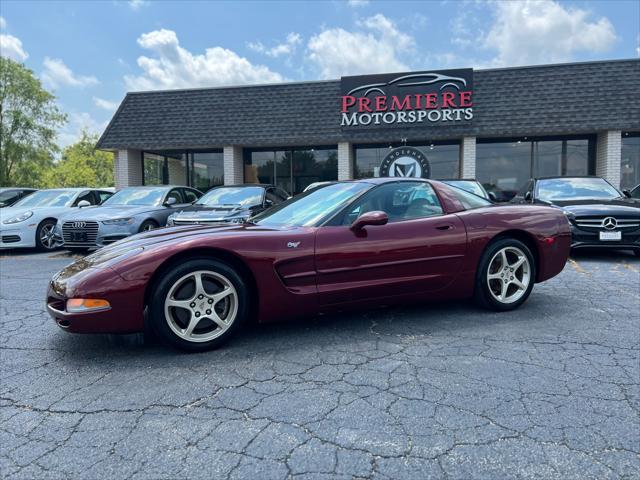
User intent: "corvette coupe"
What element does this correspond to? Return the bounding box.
[47,178,571,351]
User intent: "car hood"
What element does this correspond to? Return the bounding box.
[0,206,68,220]
[81,222,299,268]
[550,198,640,217]
[172,205,255,220]
[60,205,160,221]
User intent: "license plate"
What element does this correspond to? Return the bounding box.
[599,231,621,241]
[71,232,88,242]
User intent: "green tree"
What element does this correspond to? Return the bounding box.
[0,57,66,186]
[44,131,114,187]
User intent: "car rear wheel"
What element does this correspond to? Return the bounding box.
[139,220,158,232]
[474,238,535,311]
[35,219,58,251]
[149,259,249,352]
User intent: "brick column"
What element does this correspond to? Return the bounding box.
[338,142,354,180]
[223,146,244,185]
[596,130,622,187]
[459,137,476,178]
[114,149,142,189]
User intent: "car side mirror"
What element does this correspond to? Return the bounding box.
[524,191,532,202]
[264,199,274,207]
[77,200,91,208]
[351,211,388,231]
[488,192,497,202]
[164,197,177,206]
[622,189,631,198]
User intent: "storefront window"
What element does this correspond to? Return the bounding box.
[621,132,640,190]
[353,142,460,179]
[191,152,224,191]
[143,153,165,186]
[142,150,223,191]
[244,147,337,195]
[477,137,593,201]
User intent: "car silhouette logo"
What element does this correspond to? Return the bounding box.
[602,217,617,230]
[72,221,86,229]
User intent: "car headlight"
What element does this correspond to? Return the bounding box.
[102,218,134,225]
[2,211,33,224]
[561,210,576,222]
[167,215,176,226]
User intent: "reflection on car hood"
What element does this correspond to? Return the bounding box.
[0,206,69,220]
[553,198,640,216]
[172,205,255,221]
[59,205,160,221]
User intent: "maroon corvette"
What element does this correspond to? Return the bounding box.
[47,178,571,351]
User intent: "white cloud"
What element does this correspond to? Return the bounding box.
[307,13,413,79]
[0,17,6,29]
[347,0,369,6]
[58,112,108,147]
[128,0,148,10]
[248,32,302,58]
[484,0,617,66]
[41,57,99,88]
[93,97,119,111]
[125,29,284,90]
[0,33,28,61]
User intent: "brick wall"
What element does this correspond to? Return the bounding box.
[114,149,142,189]
[596,131,622,187]
[460,137,476,178]
[223,146,244,185]
[338,142,354,180]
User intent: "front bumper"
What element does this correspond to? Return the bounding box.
[569,225,640,251]
[46,264,146,334]
[0,224,36,249]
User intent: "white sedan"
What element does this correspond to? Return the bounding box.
[0,188,113,251]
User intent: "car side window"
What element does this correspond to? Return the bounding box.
[96,191,113,204]
[74,190,96,206]
[265,188,283,205]
[182,188,199,203]
[340,182,443,225]
[166,189,184,205]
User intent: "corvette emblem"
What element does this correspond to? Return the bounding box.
[602,217,617,230]
[287,241,301,248]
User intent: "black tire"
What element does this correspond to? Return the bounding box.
[139,219,158,233]
[35,219,58,251]
[149,258,249,352]
[474,238,536,311]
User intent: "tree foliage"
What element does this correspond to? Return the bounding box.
[0,57,66,187]
[44,131,114,188]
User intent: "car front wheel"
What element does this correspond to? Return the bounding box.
[474,238,536,311]
[36,219,58,251]
[139,220,158,232]
[149,259,249,352]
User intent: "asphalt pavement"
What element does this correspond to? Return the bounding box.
[0,249,639,479]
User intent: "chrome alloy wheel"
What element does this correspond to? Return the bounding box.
[486,246,531,304]
[164,270,238,343]
[39,223,57,250]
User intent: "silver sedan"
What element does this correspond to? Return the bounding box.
[55,186,202,249]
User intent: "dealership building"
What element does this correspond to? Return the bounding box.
[97,58,640,199]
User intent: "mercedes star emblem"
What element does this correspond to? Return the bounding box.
[602,217,617,230]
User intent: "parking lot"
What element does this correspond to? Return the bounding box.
[0,249,638,479]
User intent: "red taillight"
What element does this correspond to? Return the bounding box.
[543,237,555,245]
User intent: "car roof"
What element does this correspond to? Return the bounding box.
[533,176,605,181]
[0,187,37,191]
[209,183,274,188]
[439,179,480,182]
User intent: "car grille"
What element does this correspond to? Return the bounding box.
[62,221,100,246]
[574,216,640,230]
[1,235,21,243]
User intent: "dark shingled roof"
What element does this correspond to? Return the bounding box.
[97,59,640,150]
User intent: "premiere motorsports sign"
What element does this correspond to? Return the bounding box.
[340,68,474,128]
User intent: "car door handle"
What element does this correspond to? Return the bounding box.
[435,224,454,230]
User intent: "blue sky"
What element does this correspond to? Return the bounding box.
[1,0,638,147]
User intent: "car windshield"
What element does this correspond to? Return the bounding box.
[12,190,76,208]
[536,178,621,201]
[103,188,165,206]
[253,182,372,227]
[442,180,485,198]
[197,186,264,207]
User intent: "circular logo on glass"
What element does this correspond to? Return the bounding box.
[379,146,431,178]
